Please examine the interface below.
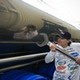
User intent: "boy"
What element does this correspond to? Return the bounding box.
[45,31,80,80]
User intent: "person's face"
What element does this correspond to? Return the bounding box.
[57,37,69,48]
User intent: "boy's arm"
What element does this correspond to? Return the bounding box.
[45,51,56,63]
[76,57,80,64]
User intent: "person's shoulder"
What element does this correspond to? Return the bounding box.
[71,42,80,46]
[70,42,80,51]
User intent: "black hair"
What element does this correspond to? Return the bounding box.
[60,31,71,40]
[27,25,37,31]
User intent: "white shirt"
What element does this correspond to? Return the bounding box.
[13,31,26,39]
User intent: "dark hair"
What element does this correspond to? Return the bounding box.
[60,31,71,40]
[68,41,72,46]
[27,25,37,31]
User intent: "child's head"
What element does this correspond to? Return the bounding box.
[57,31,72,47]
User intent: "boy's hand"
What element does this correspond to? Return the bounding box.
[49,43,56,52]
[76,57,80,64]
